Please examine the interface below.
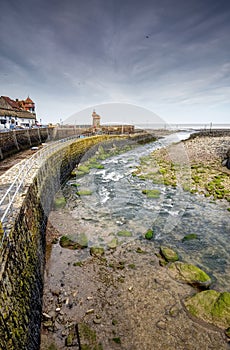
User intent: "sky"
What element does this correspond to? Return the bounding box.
[0,0,230,126]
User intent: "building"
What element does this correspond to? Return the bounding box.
[0,96,36,129]
[92,110,101,129]
[18,96,35,113]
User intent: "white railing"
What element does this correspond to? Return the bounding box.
[0,135,82,246]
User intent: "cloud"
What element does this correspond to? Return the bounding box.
[0,0,230,124]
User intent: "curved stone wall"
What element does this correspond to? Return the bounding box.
[0,135,122,350]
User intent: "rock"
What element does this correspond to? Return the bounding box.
[86,309,95,314]
[145,229,154,240]
[160,246,179,262]
[117,230,132,237]
[226,158,230,170]
[168,262,212,289]
[225,327,230,338]
[107,237,118,249]
[54,196,66,209]
[184,290,230,329]
[182,233,199,242]
[77,232,88,248]
[142,189,161,198]
[90,247,105,256]
[65,333,74,346]
[59,235,82,250]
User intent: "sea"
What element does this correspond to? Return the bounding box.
[135,123,230,130]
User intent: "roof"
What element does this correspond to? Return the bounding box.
[25,96,34,104]
[1,96,20,110]
[0,107,36,119]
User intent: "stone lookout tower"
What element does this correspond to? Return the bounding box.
[92,110,101,129]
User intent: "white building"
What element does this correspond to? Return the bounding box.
[0,96,36,129]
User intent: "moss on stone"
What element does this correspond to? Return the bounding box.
[169,262,211,288]
[54,196,66,209]
[160,246,179,262]
[107,237,118,249]
[90,247,105,257]
[78,190,93,196]
[185,290,230,329]
[78,165,90,173]
[60,235,82,250]
[77,233,88,248]
[117,230,132,237]
[182,233,199,242]
[142,189,161,198]
[145,229,154,240]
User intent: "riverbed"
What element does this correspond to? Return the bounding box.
[40,132,230,349]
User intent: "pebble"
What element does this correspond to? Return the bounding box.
[86,308,95,314]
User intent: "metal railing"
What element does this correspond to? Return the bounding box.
[0,135,82,246]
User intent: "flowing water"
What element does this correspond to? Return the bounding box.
[61,132,230,291]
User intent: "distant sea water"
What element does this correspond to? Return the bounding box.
[135,123,230,130]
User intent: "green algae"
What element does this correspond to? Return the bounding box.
[77,190,93,196]
[90,247,105,256]
[142,189,161,198]
[107,237,118,249]
[60,235,82,249]
[185,290,230,329]
[160,246,179,262]
[54,196,66,209]
[78,323,103,350]
[169,262,211,287]
[144,229,154,240]
[182,233,199,242]
[117,230,132,237]
[112,337,121,344]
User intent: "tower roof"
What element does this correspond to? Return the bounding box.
[25,96,34,104]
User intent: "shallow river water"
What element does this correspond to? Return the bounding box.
[62,132,230,291]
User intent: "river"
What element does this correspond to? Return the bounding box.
[41,132,229,349]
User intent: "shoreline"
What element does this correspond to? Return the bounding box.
[136,132,230,204]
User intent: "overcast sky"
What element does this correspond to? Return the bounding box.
[0,0,230,125]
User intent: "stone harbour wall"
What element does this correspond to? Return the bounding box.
[0,127,84,160]
[0,134,122,350]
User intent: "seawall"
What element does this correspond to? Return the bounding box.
[0,127,86,160]
[0,135,123,350]
[0,132,155,350]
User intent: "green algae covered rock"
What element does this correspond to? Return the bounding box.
[60,235,81,249]
[54,196,66,209]
[77,189,93,196]
[142,189,161,198]
[169,262,211,288]
[77,233,89,248]
[185,290,230,329]
[107,237,118,249]
[160,246,179,262]
[182,233,199,242]
[90,247,105,257]
[117,230,132,237]
[145,229,154,240]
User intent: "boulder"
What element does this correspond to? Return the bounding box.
[160,246,179,262]
[184,290,230,330]
[168,262,211,289]
[90,247,105,257]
